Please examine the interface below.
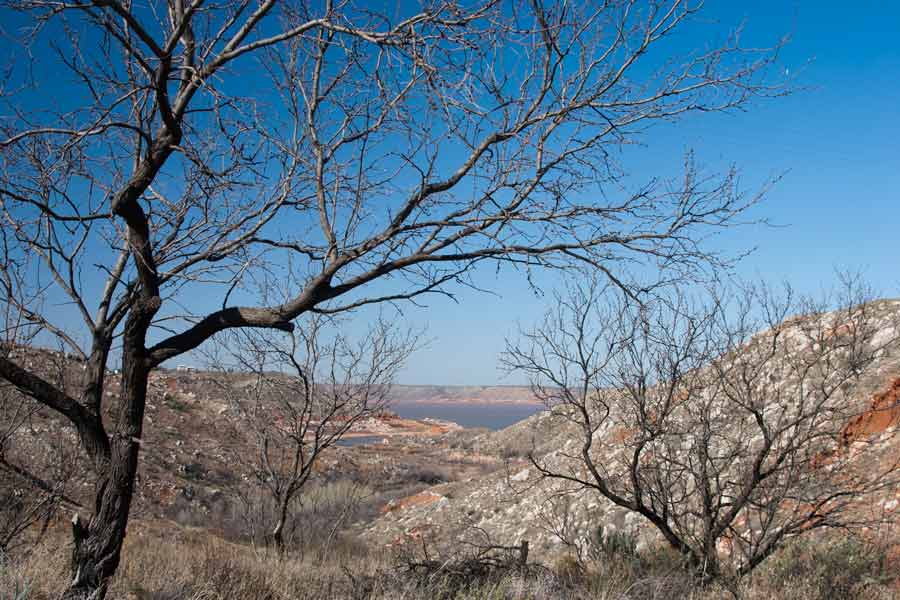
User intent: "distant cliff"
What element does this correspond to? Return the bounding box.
[386,384,540,405]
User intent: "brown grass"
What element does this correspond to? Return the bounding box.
[6,519,377,600]
[3,520,897,600]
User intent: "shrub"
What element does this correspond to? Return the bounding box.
[498,437,533,460]
[552,553,584,586]
[0,555,31,600]
[589,524,638,561]
[162,392,191,413]
[760,536,891,600]
[402,466,449,486]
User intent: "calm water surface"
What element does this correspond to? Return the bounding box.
[393,402,543,430]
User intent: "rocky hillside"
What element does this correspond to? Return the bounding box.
[364,300,900,563]
[1,352,471,535]
[7,300,900,574]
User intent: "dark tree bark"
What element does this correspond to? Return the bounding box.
[65,298,159,598]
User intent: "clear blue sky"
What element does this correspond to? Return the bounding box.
[392,0,900,385]
[2,1,898,385]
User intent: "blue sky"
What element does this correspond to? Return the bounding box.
[2,1,898,385]
[392,0,900,384]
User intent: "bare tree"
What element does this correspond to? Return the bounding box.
[212,314,415,554]
[0,0,787,595]
[503,277,900,580]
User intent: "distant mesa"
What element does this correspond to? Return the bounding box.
[386,384,540,406]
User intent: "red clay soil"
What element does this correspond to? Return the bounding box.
[806,377,900,471]
[387,523,438,548]
[842,377,900,445]
[380,490,445,514]
[825,321,857,341]
[609,425,636,444]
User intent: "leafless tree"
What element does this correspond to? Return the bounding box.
[503,276,900,580]
[0,0,787,595]
[211,314,415,554]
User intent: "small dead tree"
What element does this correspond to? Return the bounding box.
[398,519,539,594]
[503,276,900,579]
[213,314,415,555]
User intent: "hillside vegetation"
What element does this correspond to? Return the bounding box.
[3,300,900,599]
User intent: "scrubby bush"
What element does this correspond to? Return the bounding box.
[498,438,534,460]
[760,536,892,600]
[589,524,638,561]
[229,478,374,560]
[2,517,897,600]
[0,554,31,600]
[400,465,451,486]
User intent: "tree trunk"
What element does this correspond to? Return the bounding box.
[63,302,156,599]
[64,437,140,599]
[272,520,285,555]
[272,497,290,555]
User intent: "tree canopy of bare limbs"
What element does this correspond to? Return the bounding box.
[0,0,785,596]
[210,314,415,554]
[502,277,900,580]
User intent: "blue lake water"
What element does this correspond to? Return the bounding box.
[392,402,543,431]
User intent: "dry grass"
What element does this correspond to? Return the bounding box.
[5,520,375,600]
[1,522,897,600]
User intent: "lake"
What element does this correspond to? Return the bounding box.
[392,402,544,430]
